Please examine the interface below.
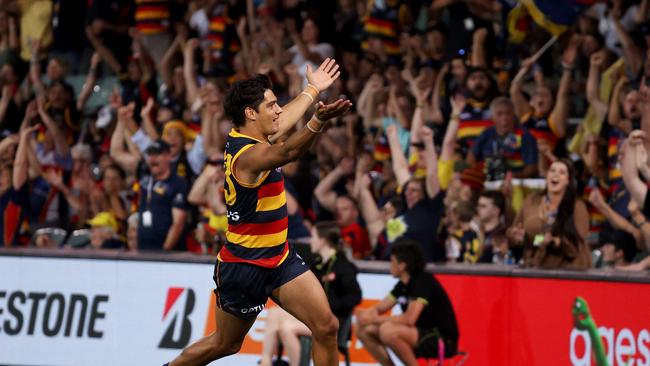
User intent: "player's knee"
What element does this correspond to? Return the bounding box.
[209,336,243,358]
[312,313,338,339]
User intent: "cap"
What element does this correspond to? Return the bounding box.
[87,212,119,232]
[163,120,198,141]
[145,139,171,155]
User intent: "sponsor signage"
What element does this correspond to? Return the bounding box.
[0,256,649,365]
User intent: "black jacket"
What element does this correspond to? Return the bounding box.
[311,251,362,319]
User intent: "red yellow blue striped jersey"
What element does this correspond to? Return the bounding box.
[218,129,289,268]
[206,6,240,61]
[362,0,406,56]
[456,100,493,156]
[135,0,170,35]
[520,112,559,149]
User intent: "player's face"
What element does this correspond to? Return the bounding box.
[255,89,283,135]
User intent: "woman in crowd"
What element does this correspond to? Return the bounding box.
[259,222,362,366]
[507,159,591,269]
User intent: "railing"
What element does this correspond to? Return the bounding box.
[2,247,647,284]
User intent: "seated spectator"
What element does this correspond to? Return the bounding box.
[598,229,638,269]
[259,222,362,366]
[136,139,188,251]
[469,97,539,180]
[445,200,481,263]
[508,159,591,269]
[476,191,512,264]
[356,240,459,365]
[33,227,66,248]
[87,211,125,249]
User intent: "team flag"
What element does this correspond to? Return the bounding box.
[508,0,601,42]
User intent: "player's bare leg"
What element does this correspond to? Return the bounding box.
[273,270,339,366]
[169,306,255,366]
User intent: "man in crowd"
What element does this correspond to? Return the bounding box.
[136,139,188,251]
[469,97,538,180]
[476,190,511,264]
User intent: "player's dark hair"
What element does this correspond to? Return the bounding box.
[224,74,272,127]
[314,221,343,251]
[391,239,425,275]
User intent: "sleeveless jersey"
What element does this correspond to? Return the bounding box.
[218,129,289,268]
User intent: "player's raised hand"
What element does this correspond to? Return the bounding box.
[306,58,341,92]
[314,99,352,121]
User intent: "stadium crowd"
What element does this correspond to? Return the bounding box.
[2,0,650,272]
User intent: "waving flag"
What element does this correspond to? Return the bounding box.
[508,0,600,42]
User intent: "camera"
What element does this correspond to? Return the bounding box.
[486,157,508,181]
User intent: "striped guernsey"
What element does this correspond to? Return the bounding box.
[218,129,289,268]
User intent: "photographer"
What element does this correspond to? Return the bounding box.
[468,97,538,180]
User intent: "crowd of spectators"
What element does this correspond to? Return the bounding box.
[2,0,650,272]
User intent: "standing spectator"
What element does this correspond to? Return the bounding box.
[336,195,372,259]
[287,17,334,84]
[136,139,188,251]
[356,240,459,365]
[469,97,538,180]
[1,124,38,246]
[384,124,445,262]
[454,67,496,156]
[476,190,511,264]
[314,157,371,258]
[508,159,591,269]
[133,0,174,66]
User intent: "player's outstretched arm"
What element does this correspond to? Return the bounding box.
[237,99,352,179]
[269,58,341,143]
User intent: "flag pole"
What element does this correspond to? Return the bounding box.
[530,35,559,63]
